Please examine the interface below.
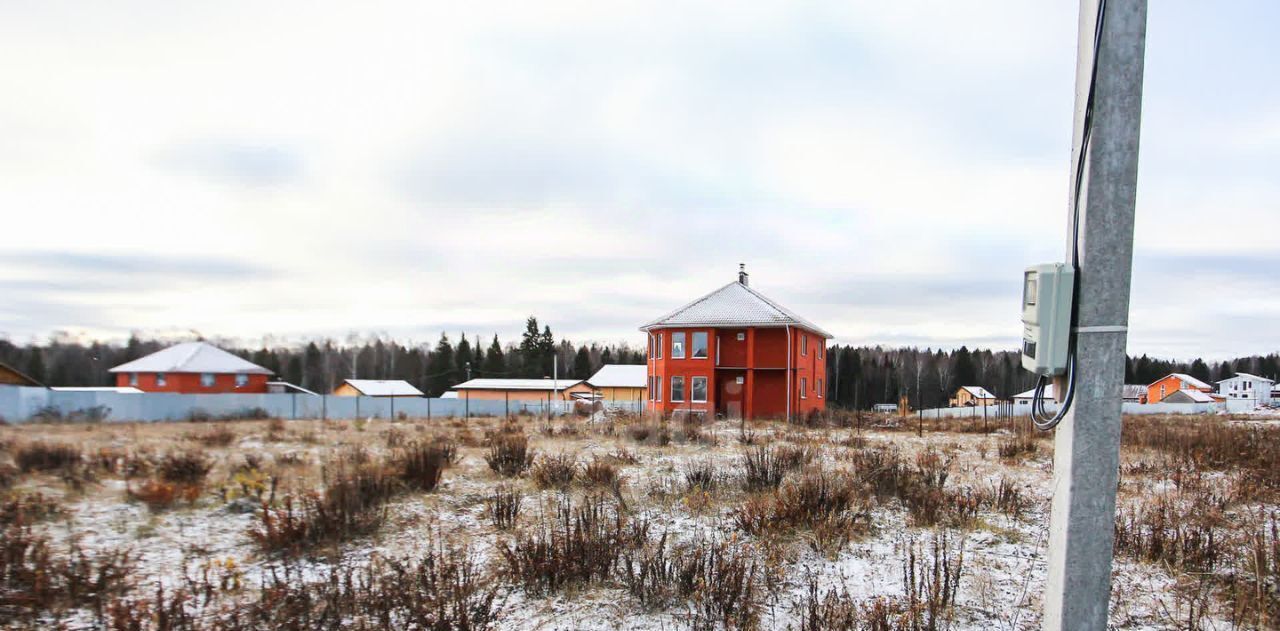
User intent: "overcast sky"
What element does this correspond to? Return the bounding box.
[1,1,1276,360]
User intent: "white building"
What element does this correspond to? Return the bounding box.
[1215,372,1275,406]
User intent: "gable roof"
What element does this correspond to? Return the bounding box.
[108,342,272,375]
[958,385,996,399]
[1156,373,1212,390]
[342,379,423,396]
[586,364,646,388]
[1162,388,1215,403]
[453,378,585,391]
[1215,372,1275,384]
[0,360,43,387]
[641,281,832,338]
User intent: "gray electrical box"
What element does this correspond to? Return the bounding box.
[1021,263,1074,376]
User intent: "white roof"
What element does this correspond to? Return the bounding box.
[109,342,272,375]
[959,386,996,399]
[1216,372,1275,384]
[641,281,832,338]
[440,391,459,399]
[50,386,143,393]
[586,364,646,388]
[342,379,423,396]
[1013,385,1050,400]
[453,378,584,391]
[1014,384,1146,400]
[1163,373,1212,390]
[1164,388,1216,403]
[1123,384,1147,399]
[266,381,319,396]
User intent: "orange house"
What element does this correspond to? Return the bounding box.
[640,266,831,420]
[108,341,272,393]
[1146,373,1212,404]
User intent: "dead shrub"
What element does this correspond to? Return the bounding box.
[742,445,789,492]
[15,441,81,473]
[489,485,523,530]
[0,525,134,624]
[251,464,397,555]
[485,433,534,477]
[531,453,578,489]
[0,491,61,525]
[499,494,642,595]
[157,450,213,486]
[391,441,449,492]
[775,443,818,471]
[582,458,621,490]
[1114,492,1227,574]
[128,479,201,511]
[733,468,873,551]
[194,425,236,448]
[683,460,722,493]
[620,533,761,629]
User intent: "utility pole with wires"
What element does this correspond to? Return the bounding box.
[1042,1,1146,629]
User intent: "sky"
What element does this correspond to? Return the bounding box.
[0,1,1276,361]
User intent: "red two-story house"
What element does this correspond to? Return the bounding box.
[640,267,832,420]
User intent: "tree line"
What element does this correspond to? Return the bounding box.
[821,345,1280,409]
[0,317,644,397]
[2,324,1275,407]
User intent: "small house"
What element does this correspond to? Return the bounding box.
[1146,373,1212,404]
[950,386,997,407]
[0,361,42,387]
[333,379,423,397]
[1215,372,1275,406]
[586,364,647,402]
[108,341,272,393]
[451,378,593,401]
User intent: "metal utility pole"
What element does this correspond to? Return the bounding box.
[1043,1,1146,629]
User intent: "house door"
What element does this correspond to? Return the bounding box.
[718,373,744,419]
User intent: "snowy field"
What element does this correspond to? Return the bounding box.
[1,410,1276,630]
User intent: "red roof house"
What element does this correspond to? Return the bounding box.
[640,266,832,420]
[108,341,273,393]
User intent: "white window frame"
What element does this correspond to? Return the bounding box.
[671,376,685,402]
[657,333,663,359]
[800,377,808,399]
[129,373,138,387]
[691,332,708,359]
[235,374,249,388]
[671,332,686,359]
[656,375,662,401]
[201,373,216,387]
[802,335,808,356]
[156,373,167,387]
[818,378,823,398]
[691,376,708,403]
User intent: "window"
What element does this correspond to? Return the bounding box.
[818,343,823,359]
[156,373,167,387]
[1159,385,1166,399]
[129,373,138,387]
[802,335,808,356]
[671,332,686,359]
[800,377,808,399]
[657,334,663,359]
[691,332,708,359]
[671,376,685,402]
[656,375,661,401]
[691,377,707,402]
[235,374,248,388]
[736,332,745,341]
[818,378,823,398]
[201,373,216,387]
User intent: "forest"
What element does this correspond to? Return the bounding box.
[2,317,1276,409]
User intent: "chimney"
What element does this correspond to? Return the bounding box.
[738,263,749,286]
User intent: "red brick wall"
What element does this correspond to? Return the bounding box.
[114,372,270,394]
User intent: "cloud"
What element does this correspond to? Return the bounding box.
[156,142,303,188]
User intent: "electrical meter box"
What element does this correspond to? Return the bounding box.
[1021,263,1074,376]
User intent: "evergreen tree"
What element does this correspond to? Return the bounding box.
[573,345,592,379]
[456,333,473,381]
[1188,358,1211,383]
[428,333,456,396]
[25,350,46,384]
[483,335,506,375]
[600,348,614,365]
[518,317,542,377]
[952,346,976,389]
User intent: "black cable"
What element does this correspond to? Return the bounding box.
[1031,0,1106,431]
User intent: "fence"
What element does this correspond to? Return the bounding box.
[0,386,644,423]
[914,399,1247,420]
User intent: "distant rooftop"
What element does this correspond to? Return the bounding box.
[109,341,272,375]
[586,364,646,388]
[341,379,423,397]
[453,378,585,391]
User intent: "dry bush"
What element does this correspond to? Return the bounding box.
[251,465,397,555]
[742,445,790,493]
[0,464,17,490]
[0,491,61,525]
[990,476,1029,519]
[776,443,819,471]
[531,453,578,489]
[383,427,407,449]
[489,485,522,530]
[683,460,722,493]
[582,458,621,490]
[15,441,81,473]
[845,443,910,499]
[485,433,534,478]
[1225,510,1279,628]
[733,468,873,551]
[129,479,201,511]
[626,421,672,446]
[157,451,213,486]
[194,425,236,448]
[676,417,716,445]
[1114,492,1228,574]
[620,533,761,629]
[1123,416,1280,500]
[391,441,449,492]
[792,575,860,631]
[498,494,643,595]
[601,448,640,465]
[0,525,134,625]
